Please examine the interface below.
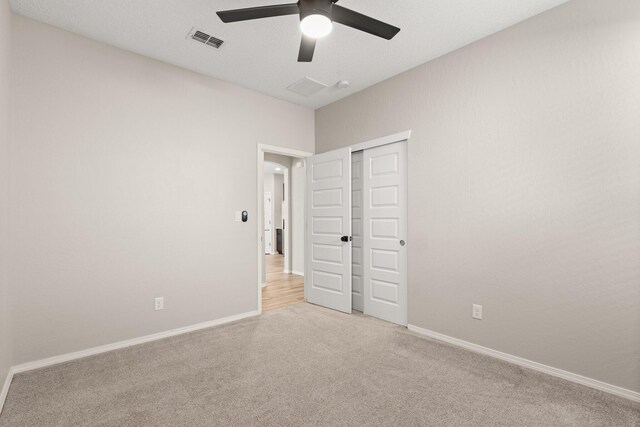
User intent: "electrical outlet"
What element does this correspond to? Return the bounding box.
[155,297,164,311]
[472,304,482,320]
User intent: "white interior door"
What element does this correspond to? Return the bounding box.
[306,147,352,313]
[264,192,273,254]
[363,142,407,325]
[351,151,364,312]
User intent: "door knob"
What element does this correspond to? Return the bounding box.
[341,236,352,242]
[399,240,406,246]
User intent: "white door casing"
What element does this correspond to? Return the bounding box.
[264,192,273,254]
[305,147,352,314]
[362,142,407,325]
[351,151,364,312]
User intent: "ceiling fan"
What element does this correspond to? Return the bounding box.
[216,0,400,62]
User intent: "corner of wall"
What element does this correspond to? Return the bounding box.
[0,0,15,413]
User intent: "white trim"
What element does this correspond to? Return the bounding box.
[407,324,640,403]
[349,130,412,153]
[11,311,258,374]
[0,310,258,413]
[257,144,313,315]
[258,144,314,159]
[0,369,13,415]
[291,270,305,276]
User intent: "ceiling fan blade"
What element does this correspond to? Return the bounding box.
[217,3,299,23]
[298,35,316,62]
[331,5,400,40]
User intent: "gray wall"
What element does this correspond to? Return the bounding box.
[274,174,284,231]
[0,0,12,387]
[291,160,305,275]
[10,16,314,365]
[315,0,640,392]
[263,171,276,255]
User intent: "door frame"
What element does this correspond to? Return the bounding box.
[257,144,313,315]
[348,130,412,153]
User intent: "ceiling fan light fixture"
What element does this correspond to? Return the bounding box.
[300,14,333,39]
[217,0,401,62]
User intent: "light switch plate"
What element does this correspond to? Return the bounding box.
[472,304,482,320]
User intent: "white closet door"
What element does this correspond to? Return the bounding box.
[351,151,364,312]
[363,142,407,325]
[305,147,352,314]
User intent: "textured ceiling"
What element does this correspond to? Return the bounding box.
[10,0,570,109]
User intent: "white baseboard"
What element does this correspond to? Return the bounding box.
[11,310,259,375]
[291,270,304,276]
[0,368,13,415]
[407,324,640,403]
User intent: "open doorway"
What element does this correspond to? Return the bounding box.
[257,145,313,313]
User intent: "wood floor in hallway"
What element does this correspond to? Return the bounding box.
[262,254,304,312]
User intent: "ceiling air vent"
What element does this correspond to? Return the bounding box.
[188,28,224,49]
[287,77,328,97]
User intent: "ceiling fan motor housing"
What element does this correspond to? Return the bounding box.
[298,0,334,21]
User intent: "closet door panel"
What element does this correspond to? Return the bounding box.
[351,151,364,311]
[305,147,352,314]
[363,142,407,325]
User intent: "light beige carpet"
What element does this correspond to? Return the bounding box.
[1,303,638,426]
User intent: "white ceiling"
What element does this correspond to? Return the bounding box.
[11,0,570,109]
[264,161,285,175]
